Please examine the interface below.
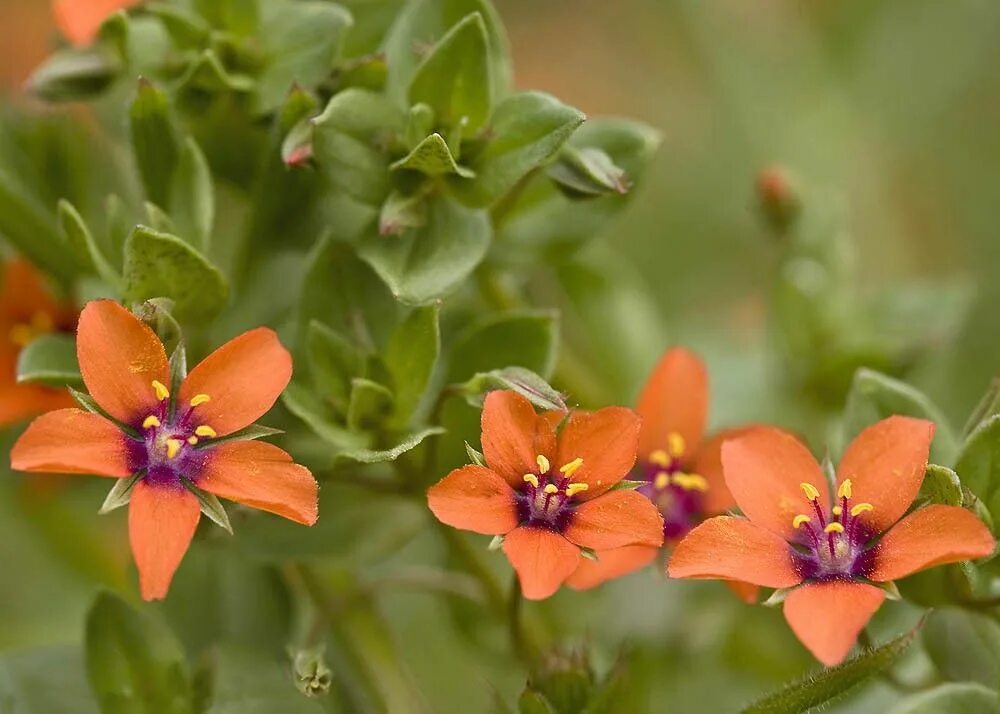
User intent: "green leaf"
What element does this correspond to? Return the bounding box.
[169,138,214,250]
[130,79,182,207]
[193,0,259,35]
[0,167,74,282]
[181,479,233,534]
[85,592,195,714]
[122,226,229,320]
[145,201,177,234]
[955,414,1000,528]
[383,0,511,106]
[99,472,143,514]
[255,1,353,114]
[16,333,81,387]
[920,464,964,506]
[379,190,428,236]
[842,368,957,463]
[307,320,365,413]
[450,91,585,208]
[358,196,490,304]
[0,645,98,714]
[146,2,211,48]
[447,310,559,382]
[391,133,475,177]
[461,367,567,412]
[282,381,370,451]
[27,47,120,102]
[887,684,999,714]
[338,426,445,464]
[740,623,919,714]
[206,645,325,714]
[923,608,1000,687]
[548,145,628,198]
[518,690,557,714]
[408,13,492,136]
[312,88,404,205]
[177,50,255,94]
[384,305,440,425]
[347,378,395,431]
[57,199,117,283]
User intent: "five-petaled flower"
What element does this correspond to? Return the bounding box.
[668,416,996,666]
[11,300,318,600]
[427,390,664,600]
[567,347,756,599]
[52,0,140,46]
[0,259,77,427]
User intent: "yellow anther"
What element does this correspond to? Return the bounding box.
[194,425,217,438]
[9,312,55,348]
[667,432,686,458]
[838,479,853,499]
[142,415,161,429]
[850,502,874,517]
[672,473,709,492]
[832,505,843,517]
[543,484,559,494]
[565,483,589,497]
[654,471,670,490]
[187,436,198,445]
[536,454,550,474]
[800,482,821,501]
[559,457,584,478]
[523,474,539,488]
[649,450,671,467]
[8,324,32,347]
[152,380,170,401]
[190,394,211,407]
[824,522,845,534]
[792,514,812,529]
[165,438,182,459]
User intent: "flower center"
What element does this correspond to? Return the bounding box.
[516,454,589,529]
[637,433,708,540]
[791,479,876,580]
[126,380,217,487]
[9,311,54,348]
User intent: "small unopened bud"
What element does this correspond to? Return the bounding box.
[290,645,333,697]
[756,165,801,233]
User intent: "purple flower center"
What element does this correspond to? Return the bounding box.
[790,481,877,581]
[514,455,589,530]
[636,439,708,541]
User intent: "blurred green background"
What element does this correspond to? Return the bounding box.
[0,0,998,711]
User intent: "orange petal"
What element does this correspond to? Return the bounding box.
[427,465,519,535]
[481,390,557,488]
[0,383,75,428]
[667,515,801,588]
[555,406,641,500]
[636,347,708,460]
[77,300,169,426]
[197,440,318,526]
[566,545,659,590]
[128,480,200,601]
[726,580,760,603]
[783,581,885,666]
[11,408,131,477]
[692,427,757,515]
[837,416,935,533]
[0,259,69,325]
[722,427,828,539]
[563,489,663,549]
[179,328,292,437]
[52,0,140,46]
[502,526,580,600]
[869,504,996,582]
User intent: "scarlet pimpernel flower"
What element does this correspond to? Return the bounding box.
[567,348,756,597]
[0,259,77,426]
[668,416,996,666]
[427,390,664,600]
[11,300,318,600]
[52,0,140,46]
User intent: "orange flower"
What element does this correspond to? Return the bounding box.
[567,348,756,597]
[11,300,318,600]
[668,416,996,666]
[52,0,140,47]
[0,259,77,427]
[427,390,664,600]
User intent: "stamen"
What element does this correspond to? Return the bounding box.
[649,450,671,467]
[800,482,820,501]
[792,514,812,529]
[31,312,53,331]
[543,484,559,494]
[824,522,844,534]
[559,457,584,478]
[194,425,217,438]
[832,505,843,517]
[165,438,182,459]
[187,436,198,445]
[523,474,539,488]
[152,380,170,401]
[672,473,708,492]
[142,415,161,429]
[190,394,211,407]
[565,483,589,497]
[850,502,874,517]
[838,479,853,499]
[654,471,670,490]
[8,324,32,347]
[667,432,686,458]
[536,454,550,474]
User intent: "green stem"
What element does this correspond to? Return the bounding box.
[507,571,539,666]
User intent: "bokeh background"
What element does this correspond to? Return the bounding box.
[1,0,998,711]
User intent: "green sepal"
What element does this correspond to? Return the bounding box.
[580,548,599,562]
[488,534,504,551]
[608,480,646,492]
[548,145,628,198]
[465,442,486,467]
[98,472,144,515]
[195,424,285,450]
[180,478,233,534]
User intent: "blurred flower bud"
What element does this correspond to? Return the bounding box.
[290,645,332,698]
[525,647,594,714]
[756,165,801,233]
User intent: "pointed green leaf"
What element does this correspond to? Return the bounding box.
[465,441,486,466]
[337,426,445,464]
[384,305,440,426]
[347,378,395,431]
[306,320,365,413]
[130,79,181,207]
[144,201,177,234]
[27,47,120,102]
[920,464,963,506]
[16,333,81,387]
[391,133,474,177]
[178,50,255,93]
[99,472,143,514]
[169,138,214,250]
[461,366,566,412]
[955,414,1000,527]
[548,145,629,198]
[282,382,370,451]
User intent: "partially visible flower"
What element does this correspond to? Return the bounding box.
[52,0,140,47]
[567,347,757,600]
[668,416,996,666]
[11,300,318,600]
[427,390,663,600]
[0,258,76,427]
